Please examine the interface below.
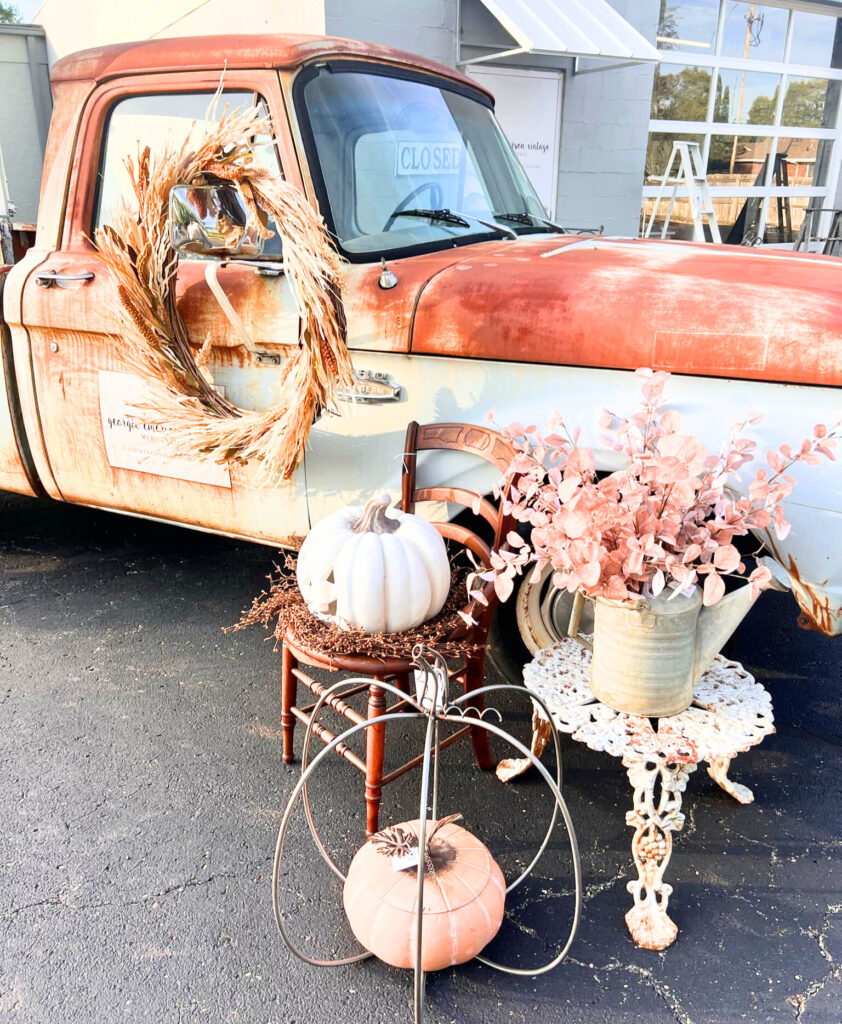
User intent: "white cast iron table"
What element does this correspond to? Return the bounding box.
[508,638,775,950]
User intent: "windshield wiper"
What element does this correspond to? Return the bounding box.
[493,211,566,233]
[393,208,470,228]
[392,208,516,239]
[493,211,533,226]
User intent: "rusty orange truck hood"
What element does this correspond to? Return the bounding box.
[409,236,842,388]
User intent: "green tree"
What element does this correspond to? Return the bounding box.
[713,76,731,122]
[781,79,829,128]
[0,3,21,22]
[647,66,711,179]
[657,0,679,48]
[747,89,778,125]
[743,80,828,129]
[651,66,712,121]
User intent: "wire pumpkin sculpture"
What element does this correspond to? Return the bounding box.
[272,645,583,1023]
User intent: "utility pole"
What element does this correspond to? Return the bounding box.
[729,5,761,174]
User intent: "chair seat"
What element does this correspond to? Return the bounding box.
[283,625,421,678]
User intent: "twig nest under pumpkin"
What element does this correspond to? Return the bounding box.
[343,815,506,971]
[296,493,450,633]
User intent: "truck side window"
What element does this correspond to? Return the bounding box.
[93,90,284,255]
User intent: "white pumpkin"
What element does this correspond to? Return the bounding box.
[297,493,451,633]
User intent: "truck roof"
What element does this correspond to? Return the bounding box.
[50,33,487,96]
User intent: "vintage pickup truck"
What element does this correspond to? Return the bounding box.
[1,33,840,652]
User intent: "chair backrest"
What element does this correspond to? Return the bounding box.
[400,421,517,641]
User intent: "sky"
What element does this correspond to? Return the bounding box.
[12,0,43,22]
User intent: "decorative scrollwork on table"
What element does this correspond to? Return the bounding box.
[514,638,776,949]
[624,759,696,950]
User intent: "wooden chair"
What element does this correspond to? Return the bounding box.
[280,421,516,836]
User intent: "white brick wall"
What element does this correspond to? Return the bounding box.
[555,0,659,237]
[0,28,50,225]
[325,0,457,67]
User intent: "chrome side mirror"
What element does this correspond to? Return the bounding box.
[169,183,266,259]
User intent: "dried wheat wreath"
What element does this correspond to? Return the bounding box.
[94,103,354,480]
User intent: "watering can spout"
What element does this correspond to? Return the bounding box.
[693,566,789,682]
[692,586,757,681]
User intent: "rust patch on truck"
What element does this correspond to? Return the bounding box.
[764,535,838,637]
[177,262,297,354]
[786,557,836,636]
[410,237,842,388]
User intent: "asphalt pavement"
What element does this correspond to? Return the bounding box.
[2,491,841,1024]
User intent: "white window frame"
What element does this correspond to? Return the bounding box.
[644,1,842,244]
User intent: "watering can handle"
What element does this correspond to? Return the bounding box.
[567,591,593,651]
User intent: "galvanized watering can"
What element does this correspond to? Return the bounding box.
[570,577,786,718]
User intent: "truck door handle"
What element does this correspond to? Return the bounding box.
[336,369,402,403]
[35,270,95,288]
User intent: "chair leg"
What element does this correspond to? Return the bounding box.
[465,653,495,771]
[365,680,387,837]
[281,642,298,766]
[395,672,411,695]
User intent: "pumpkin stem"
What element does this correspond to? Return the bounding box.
[422,814,462,876]
[352,492,400,535]
[425,813,463,847]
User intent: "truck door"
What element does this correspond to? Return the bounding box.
[19,71,309,544]
[0,270,42,497]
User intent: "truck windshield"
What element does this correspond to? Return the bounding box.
[296,66,549,260]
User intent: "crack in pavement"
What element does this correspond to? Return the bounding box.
[583,867,626,903]
[62,794,110,829]
[4,871,239,920]
[568,955,694,1024]
[495,870,629,963]
[786,903,842,1021]
[502,910,551,951]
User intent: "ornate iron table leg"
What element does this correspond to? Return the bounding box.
[706,756,754,804]
[623,758,697,950]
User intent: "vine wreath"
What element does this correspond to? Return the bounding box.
[94,103,354,480]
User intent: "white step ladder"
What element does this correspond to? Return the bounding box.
[644,141,721,244]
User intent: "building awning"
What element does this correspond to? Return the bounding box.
[463,0,660,67]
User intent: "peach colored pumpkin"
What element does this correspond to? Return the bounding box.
[343,817,505,971]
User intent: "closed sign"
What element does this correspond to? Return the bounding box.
[395,140,462,176]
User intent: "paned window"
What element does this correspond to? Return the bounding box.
[644,2,842,244]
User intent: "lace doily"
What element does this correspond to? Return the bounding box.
[523,638,774,766]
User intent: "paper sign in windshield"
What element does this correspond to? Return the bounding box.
[395,140,462,176]
[98,370,231,488]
